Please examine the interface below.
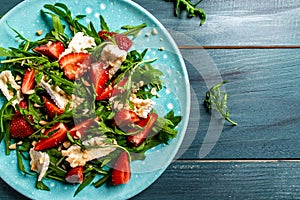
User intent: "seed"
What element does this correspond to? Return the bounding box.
[36,30,43,36]
[63,141,71,149]
[41,129,46,134]
[152,28,158,35]
[39,120,48,125]
[32,141,38,147]
[83,80,91,87]
[33,103,42,108]
[75,131,81,139]
[9,143,17,150]
[15,75,22,81]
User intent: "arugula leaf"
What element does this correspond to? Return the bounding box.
[0,47,15,57]
[100,15,110,32]
[167,0,206,26]
[44,3,101,44]
[36,181,50,191]
[74,172,97,197]
[93,172,112,188]
[204,80,238,126]
[16,147,32,175]
[121,23,147,39]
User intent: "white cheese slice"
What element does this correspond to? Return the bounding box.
[100,44,127,78]
[0,70,23,106]
[61,136,117,168]
[130,94,156,118]
[39,76,83,109]
[60,32,96,58]
[29,148,50,181]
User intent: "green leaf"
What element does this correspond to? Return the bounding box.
[203,80,238,126]
[0,47,14,57]
[74,172,97,197]
[93,172,111,188]
[100,15,110,31]
[16,147,32,175]
[121,23,147,38]
[36,181,50,191]
[172,0,206,26]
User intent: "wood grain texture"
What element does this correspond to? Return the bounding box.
[133,0,300,46]
[132,161,300,199]
[1,0,300,200]
[180,48,300,159]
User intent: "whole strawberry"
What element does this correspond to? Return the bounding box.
[10,100,34,139]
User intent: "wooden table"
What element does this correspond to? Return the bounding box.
[1,0,300,199]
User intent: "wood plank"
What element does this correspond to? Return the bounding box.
[132,160,300,199]
[133,0,300,46]
[178,48,300,159]
[2,160,300,199]
[3,0,300,47]
[1,0,22,15]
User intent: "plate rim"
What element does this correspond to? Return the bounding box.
[0,0,191,199]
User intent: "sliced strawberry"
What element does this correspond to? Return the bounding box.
[90,62,110,101]
[59,52,91,80]
[98,31,132,51]
[98,30,114,40]
[113,33,133,51]
[112,151,131,185]
[69,118,97,138]
[114,110,140,128]
[21,68,35,94]
[127,113,158,147]
[98,84,113,101]
[34,123,68,151]
[111,77,127,97]
[65,166,84,184]
[33,41,65,60]
[96,76,128,101]
[10,100,34,139]
[43,96,64,118]
[18,99,28,109]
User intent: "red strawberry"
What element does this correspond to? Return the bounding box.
[112,151,131,185]
[10,100,34,139]
[127,113,158,147]
[111,77,127,97]
[18,99,28,109]
[21,68,35,94]
[90,62,110,101]
[59,52,91,80]
[98,30,132,51]
[65,166,84,184]
[34,123,68,151]
[69,118,97,138]
[98,84,113,101]
[43,96,64,118]
[98,30,114,40]
[114,110,140,128]
[33,41,65,60]
[113,33,133,51]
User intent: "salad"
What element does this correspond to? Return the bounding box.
[0,2,181,196]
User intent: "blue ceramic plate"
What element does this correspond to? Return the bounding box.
[0,0,190,199]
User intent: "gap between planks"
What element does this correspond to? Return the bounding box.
[178,45,300,49]
[174,159,300,163]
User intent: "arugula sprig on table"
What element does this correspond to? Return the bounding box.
[204,80,238,126]
[167,0,206,26]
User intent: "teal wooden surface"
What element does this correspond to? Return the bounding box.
[181,48,300,159]
[134,0,300,46]
[1,0,300,199]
